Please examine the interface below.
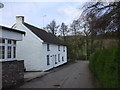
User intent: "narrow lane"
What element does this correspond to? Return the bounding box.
[19,61,99,88]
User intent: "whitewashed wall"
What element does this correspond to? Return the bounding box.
[0,29,23,41]
[12,16,67,71]
[13,24,45,71]
[42,44,67,71]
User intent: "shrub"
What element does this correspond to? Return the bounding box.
[89,45,119,88]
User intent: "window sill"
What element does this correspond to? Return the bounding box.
[0,59,17,62]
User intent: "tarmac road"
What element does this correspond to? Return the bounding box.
[19,61,100,88]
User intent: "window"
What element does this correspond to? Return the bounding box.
[62,56,64,61]
[47,44,50,51]
[58,45,60,51]
[13,47,16,58]
[0,46,5,59]
[8,40,12,44]
[55,55,57,64]
[13,41,16,58]
[63,46,65,52]
[58,54,60,62]
[47,55,50,65]
[7,46,11,58]
[0,38,5,43]
[7,40,16,59]
[13,41,16,45]
[0,38,5,59]
[0,39,16,60]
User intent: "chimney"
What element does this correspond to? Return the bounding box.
[16,16,24,24]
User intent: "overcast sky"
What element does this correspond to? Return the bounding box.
[0,0,90,28]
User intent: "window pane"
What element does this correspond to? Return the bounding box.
[63,46,65,52]
[58,45,60,51]
[0,46,5,59]
[0,39,1,43]
[62,56,64,61]
[47,44,50,51]
[47,55,50,65]
[13,47,16,58]
[8,40,12,44]
[0,38,5,43]
[13,41,16,45]
[55,55,57,64]
[58,54,60,62]
[7,46,11,58]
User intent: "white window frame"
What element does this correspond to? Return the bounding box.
[0,38,16,61]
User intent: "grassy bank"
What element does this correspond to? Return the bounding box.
[89,45,120,88]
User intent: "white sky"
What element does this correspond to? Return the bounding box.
[0,0,88,28]
[0,0,117,28]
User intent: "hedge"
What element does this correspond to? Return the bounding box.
[89,45,120,88]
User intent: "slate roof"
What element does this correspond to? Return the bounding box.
[23,23,66,45]
[0,25,25,34]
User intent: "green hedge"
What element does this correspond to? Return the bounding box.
[89,45,120,88]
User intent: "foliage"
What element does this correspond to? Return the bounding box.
[63,20,86,60]
[60,35,86,60]
[89,45,120,88]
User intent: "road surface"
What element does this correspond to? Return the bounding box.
[19,61,99,88]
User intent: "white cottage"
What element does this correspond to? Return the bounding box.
[12,16,67,71]
[0,25,25,61]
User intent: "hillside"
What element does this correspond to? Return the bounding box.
[59,33,118,60]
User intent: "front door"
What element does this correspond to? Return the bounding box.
[52,55,55,68]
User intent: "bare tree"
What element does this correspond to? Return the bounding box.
[70,20,81,36]
[46,20,59,35]
[82,1,120,44]
[81,20,91,60]
[59,22,69,41]
[77,1,120,56]
[69,20,86,60]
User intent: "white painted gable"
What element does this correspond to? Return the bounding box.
[12,16,67,71]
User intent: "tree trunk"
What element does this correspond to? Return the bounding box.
[85,35,89,60]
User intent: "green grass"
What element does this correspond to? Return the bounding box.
[89,45,120,88]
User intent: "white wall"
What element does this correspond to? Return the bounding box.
[42,44,67,71]
[0,28,24,62]
[0,29,23,41]
[12,18,67,71]
[13,24,44,71]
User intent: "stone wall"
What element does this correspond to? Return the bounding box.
[1,60,24,88]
